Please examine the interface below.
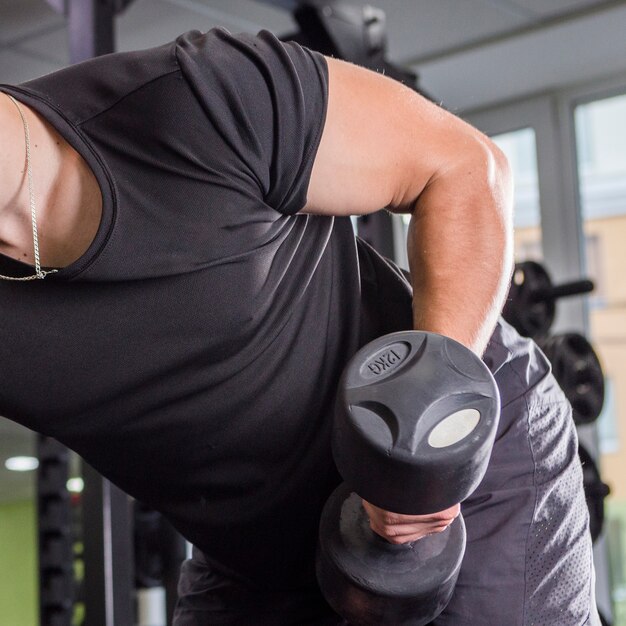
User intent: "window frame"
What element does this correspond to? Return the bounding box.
[459,74,626,621]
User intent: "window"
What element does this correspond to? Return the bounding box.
[576,92,626,624]
[491,128,542,262]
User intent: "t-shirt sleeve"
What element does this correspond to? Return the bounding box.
[175,28,328,215]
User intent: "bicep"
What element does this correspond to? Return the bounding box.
[303,56,492,217]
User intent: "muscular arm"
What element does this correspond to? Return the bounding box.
[304,57,514,356]
[304,57,513,543]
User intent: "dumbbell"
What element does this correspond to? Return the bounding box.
[503,261,594,338]
[316,331,500,625]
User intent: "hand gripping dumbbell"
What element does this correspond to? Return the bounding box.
[316,331,500,625]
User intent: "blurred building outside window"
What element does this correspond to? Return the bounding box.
[491,127,542,262]
[576,92,626,625]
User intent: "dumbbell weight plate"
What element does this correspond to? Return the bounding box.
[540,333,605,425]
[333,331,500,514]
[503,262,555,339]
[579,444,610,543]
[317,483,466,626]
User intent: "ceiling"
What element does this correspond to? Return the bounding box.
[1,0,626,108]
[1,0,626,503]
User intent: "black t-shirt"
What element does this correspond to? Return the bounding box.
[0,30,366,588]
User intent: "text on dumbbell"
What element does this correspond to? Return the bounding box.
[367,349,402,375]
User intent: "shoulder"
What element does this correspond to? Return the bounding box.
[19,38,179,125]
[174,29,328,118]
[175,28,327,80]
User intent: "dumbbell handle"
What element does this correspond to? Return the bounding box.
[532,279,594,302]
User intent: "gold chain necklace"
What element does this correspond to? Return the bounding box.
[0,95,58,281]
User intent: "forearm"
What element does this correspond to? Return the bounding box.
[405,141,514,356]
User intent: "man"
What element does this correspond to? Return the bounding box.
[0,28,598,624]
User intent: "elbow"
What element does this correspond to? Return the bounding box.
[478,136,515,264]
[490,140,515,267]
[462,135,515,282]
[491,141,514,204]
[484,137,514,225]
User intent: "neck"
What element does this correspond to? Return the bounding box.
[0,92,102,270]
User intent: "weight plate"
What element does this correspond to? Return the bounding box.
[503,262,554,338]
[540,333,605,425]
[578,444,610,543]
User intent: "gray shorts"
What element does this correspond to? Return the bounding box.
[431,319,600,626]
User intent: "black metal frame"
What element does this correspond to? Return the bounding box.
[37,437,74,626]
[81,464,134,626]
[44,0,135,64]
